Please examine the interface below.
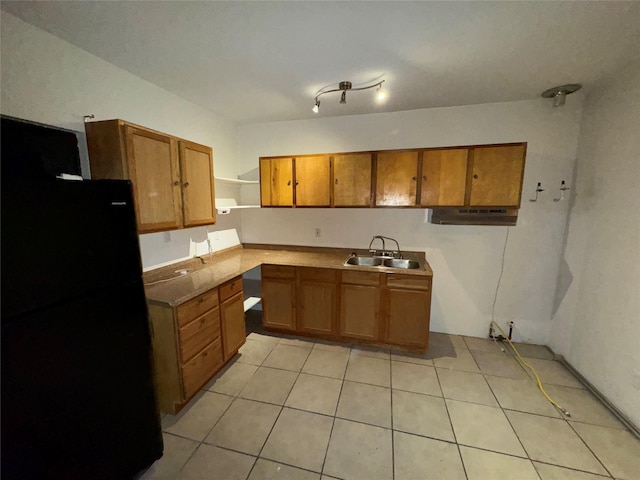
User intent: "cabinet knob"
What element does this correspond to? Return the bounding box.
[173,181,179,186]
[198,298,204,303]
[422,175,427,181]
[335,179,339,184]
[287,180,291,186]
[202,350,208,357]
[201,317,206,325]
[183,182,190,187]
[295,180,299,185]
[473,174,478,179]
[412,176,417,181]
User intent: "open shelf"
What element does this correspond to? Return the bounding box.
[243,296,262,312]
[214,177,259,185]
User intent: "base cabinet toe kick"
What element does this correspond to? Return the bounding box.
[262,265,432,351]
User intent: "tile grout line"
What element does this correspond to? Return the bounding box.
[565,417,615,478]
[433,366,469,480]
[250,340,313,472]
[318,345,351,477]
[211,333,277,479]
[389,353,395,480]
[483,368,614,479]
[482,369,540,478]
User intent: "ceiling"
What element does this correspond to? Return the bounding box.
[2,1,639,125]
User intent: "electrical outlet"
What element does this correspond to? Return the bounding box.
[315,228,321,238]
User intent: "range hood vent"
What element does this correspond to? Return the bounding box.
[429,208,518,226]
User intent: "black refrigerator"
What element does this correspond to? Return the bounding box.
[1,176,163,479]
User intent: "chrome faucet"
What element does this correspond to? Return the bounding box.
[368,235,402,259]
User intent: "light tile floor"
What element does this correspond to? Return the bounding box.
[141,331,640,480]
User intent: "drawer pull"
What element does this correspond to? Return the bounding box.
[202,350,208,357]
[198,298,204,303]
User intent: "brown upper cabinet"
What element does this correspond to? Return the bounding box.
[375,151,419,206]
[179,141,216,227]
[468,144,526,207]
[419,148,469,207]
[332,153,373,207]
[85,119,216,233]
[260,157,294,206]
[295,155,330,206]
[259,142,526,209]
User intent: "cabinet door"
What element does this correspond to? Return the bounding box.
[179,141,216,227]
[260,157,293,206]
[340,284,380,341]
[297,268,337,335]
[333,153,372,207]
[295,155,330,206]
[221,292,246,361]
[469,144,526,207]
[262,277,295,331]
[386,288,431,349]
[124,126,182,232]
[420,149,468,206]
[375,151,419,206]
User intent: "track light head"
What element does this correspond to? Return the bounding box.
[312,100,320,113]
[340,91,347,104]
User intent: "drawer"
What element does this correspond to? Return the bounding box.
[386,274,431,291]
[219,276,243,302]
[341,270,382,286]
[262,264,295,279]
[181,338,223,399]
[177,288,219,327]
[178,307,220,363]
[298,267,337,283]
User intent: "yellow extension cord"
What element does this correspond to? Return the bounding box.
[490,321,571,418]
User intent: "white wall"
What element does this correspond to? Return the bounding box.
[550,63,640,426]
[1,12,241,270]
[238,99,584,343]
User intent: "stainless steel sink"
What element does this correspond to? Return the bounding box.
[382,258,420,269]
[344,256,383,266]
[344,255,421,270]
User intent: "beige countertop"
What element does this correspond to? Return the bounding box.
[144,244,433,308]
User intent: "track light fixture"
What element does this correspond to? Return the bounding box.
[312,78,386,113]
[541,84,582,107]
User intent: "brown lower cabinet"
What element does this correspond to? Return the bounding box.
[148,277,246,414]
[340,271,382,341]
[384,275,432,348]
[297,267,337,335]
[261,266,432,350]
[262,265,296,330]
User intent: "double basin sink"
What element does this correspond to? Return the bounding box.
[344,255,420,270]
